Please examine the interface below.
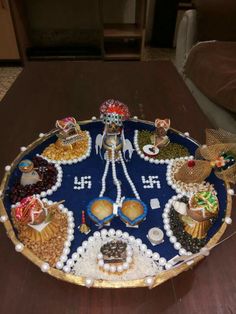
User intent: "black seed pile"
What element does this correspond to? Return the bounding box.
[169,197,207,253]
[10,156,58,203]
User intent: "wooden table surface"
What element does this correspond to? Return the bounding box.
[0,61,235,314]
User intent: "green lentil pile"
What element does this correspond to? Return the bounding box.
[138,130,189,160]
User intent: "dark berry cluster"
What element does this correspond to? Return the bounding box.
[10,157,58,204]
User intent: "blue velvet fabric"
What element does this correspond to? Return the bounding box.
[4,121,227,261]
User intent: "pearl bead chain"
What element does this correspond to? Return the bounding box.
[99,153,110,197]
[111,146,122,204]
[119,151,140,200]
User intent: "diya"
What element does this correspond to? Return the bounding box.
[119,198,148,226]
[87,197,114,226]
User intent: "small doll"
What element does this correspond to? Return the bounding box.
[153,118,170,148]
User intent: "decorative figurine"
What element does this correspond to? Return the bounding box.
[56,117,82,148]
[173,191,219,239]
[42,116,90,162]
[12,196,47,225]
[98,99,130,159]
[18,159,41,186]
[142,118,170,157]
[152,118,170,148]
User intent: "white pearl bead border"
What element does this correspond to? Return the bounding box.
[39,131,92,165]
[11,198,75,272]
[166,160,214,197]
[162,194,193,256]
[133,130,193,165]
[119,151,140,200]
[65,228,167,274]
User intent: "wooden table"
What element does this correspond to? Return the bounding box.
[0,61,235,314]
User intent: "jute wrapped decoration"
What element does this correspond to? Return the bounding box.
[174,160,212,184]
[176,129,236,185]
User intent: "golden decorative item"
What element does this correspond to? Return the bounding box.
[42,130,89,161]
[181,192,219,239]
[120,199,147,226]
[88,198,113,224]
[79,210,90,234]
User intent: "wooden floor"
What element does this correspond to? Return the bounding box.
[0,61,235,314]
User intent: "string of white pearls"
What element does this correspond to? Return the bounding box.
[163,195,193,258]
[99,153,110,197]
[111,147,122,204]
[119,151,140,200]
[39,131,92,165]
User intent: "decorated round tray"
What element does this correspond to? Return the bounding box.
[0,101,234,289]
